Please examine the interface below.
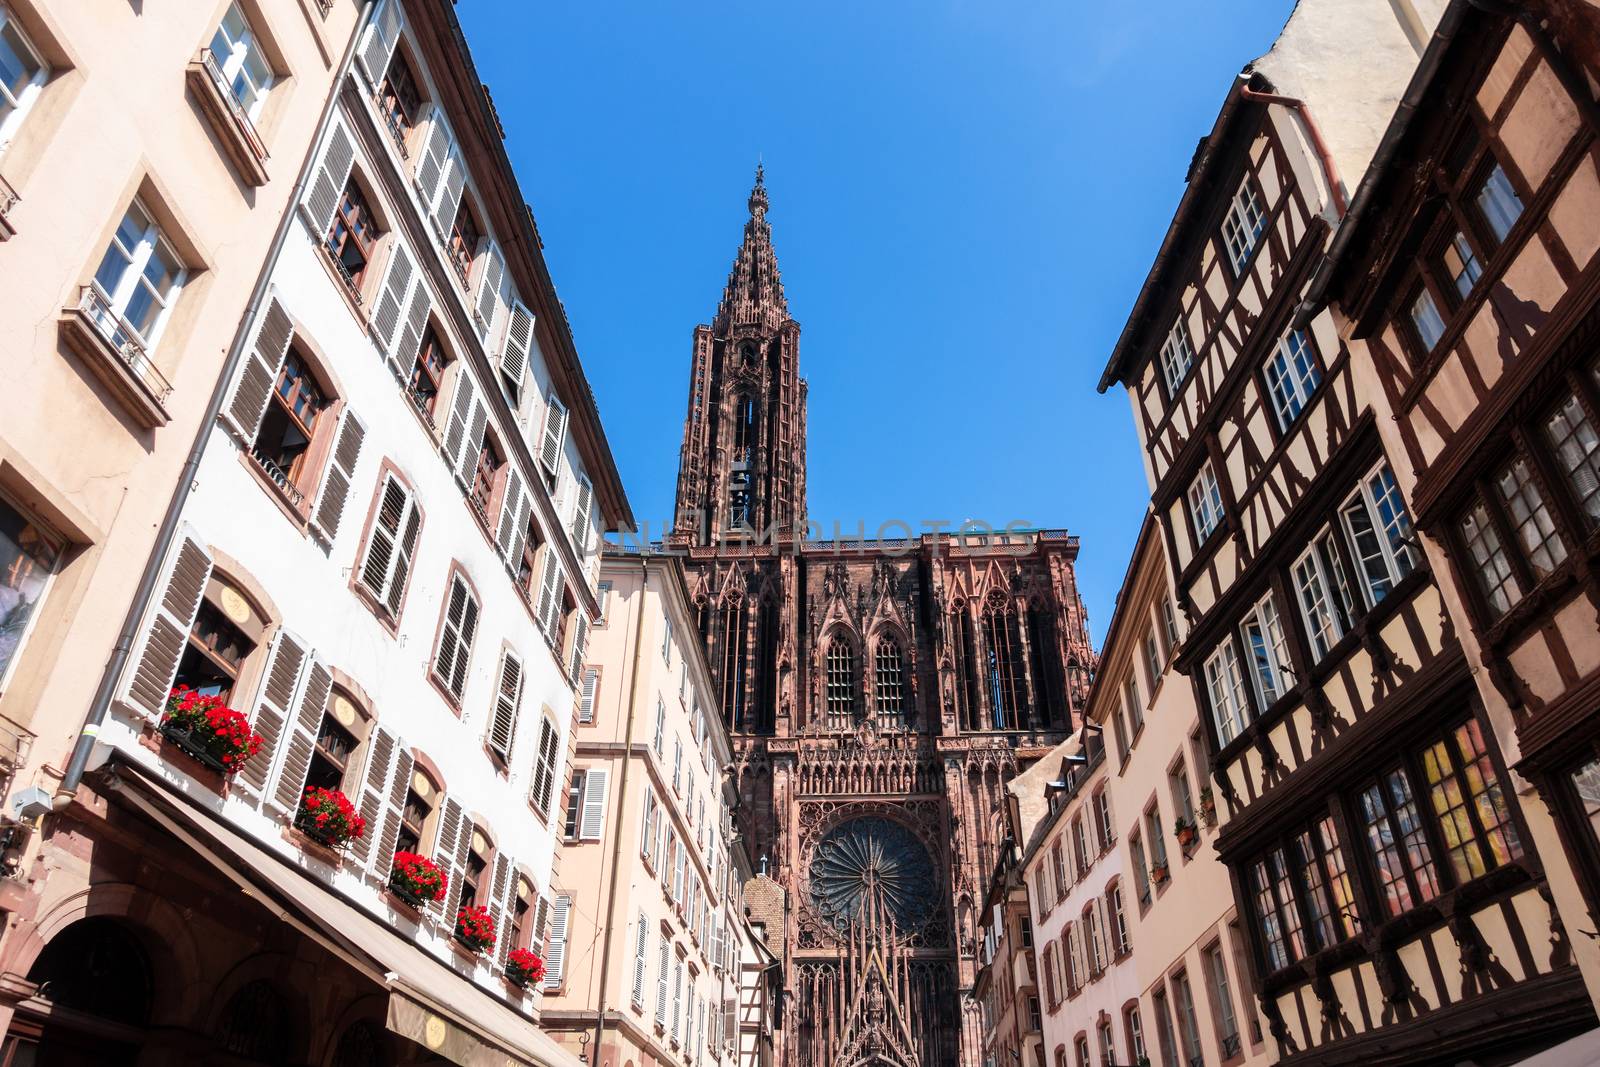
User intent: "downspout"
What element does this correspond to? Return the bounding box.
[592,555,650,1054]
[1240,86,1348,218]
[54,3,375,804]
[1468,0,1600,133]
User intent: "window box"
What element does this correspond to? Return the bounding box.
[139,725,226,796]
[454,905,496,955]
[381,887,425,924]
[58,285,174,429]
[1173,818,1198,850]
[186,48,270,187]
[1150,862,1170,886]
[282,824,344,868]
[0,173,17,241]
[389,852,447,905]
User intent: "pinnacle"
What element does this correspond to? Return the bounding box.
[716,165,788,330]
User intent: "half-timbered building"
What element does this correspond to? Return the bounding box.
[1101,0,1596,1062]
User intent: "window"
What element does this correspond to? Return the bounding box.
[91,201,186,353]
[1051,840,1069,901]
[1170,762,1195,828]
[407,327,451,423]
[1250,817,1362,966]
[562,769,585,841]
[1442,231,1482,298]
[173,594,256,704]
[357,474,420,620]
[1421,718,1522,882]
[325,180,379,291]
[1358,766,1441,917]
[1029,995,1043,1033]
[1094,790,1115,849]
[873,637,908,728]
[1160,318,1194,397]
[1173,972,1204,1067]
[1043,942,1059,1007]
[1250,845,1307,971]
[1494,457,1566,578]
[1240,593,1290,710]
[1263,329,1321,431]
[1458,499,1522,617]
[376,48,421,151]
[395,769,435,856]
[1408,287,1446,351]
[1130,833,1150,905]
[1340,462,1417,607]
[303,691,360,795]
[457,824,489,913]
[1161,596,1180,653]
[662,614,674,666]
[447,202,480,285]
[250,347,329,502]
[1291,544,1344,660]
[1188,463,1224,545]
[1143,632,1162,691]
[1203,642,1250,746]
[825,637,856,729]
[1475,162,1523,243]
[0,6,47,153]
[1123,675,1143,735]
[1153,988,1179,1067]
[1125,1005,1147,1065]
[1545,393,1600,527]
[431,572,478,702]
[209,3,273,121]
[0,494,62,691]
[1222,177,1266,273]
[1108,885,1129,955]
[1206,945,1240,1058]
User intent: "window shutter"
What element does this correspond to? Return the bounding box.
[358,476,411,606]
[542,895,571,990]
[395,274,432,383]
[656,936,671,1023]
[234,628,307,805]
[434,796,472,920]
[631,912,649,1007]
[348,724,398,871]
[579,766,608,841]
[539,390,567,477]
[487,853,514,966]
[434,576,478,701]
[672,840,685,903]
[269,656,331,816]
[473,241,505,341]
[305,120,356,236]
[536,554,563,638]
[501,301,535,393]
[414,107,454,214]
[311,407,366,545]
[121,527,213,717]
[456,402,488,487]
[441,370,480,483]
[221,297,294,443]
[433,149,467,237]
[488,648,523,762]
[356,0,402,88]
[372,239,415,356]
[579,668,598,724]
[567,613,589,684]
[570,475,594,547]
[641,790,656,862]
[385,498,421,619]
[367,734,413,881]
[494,466,526,561]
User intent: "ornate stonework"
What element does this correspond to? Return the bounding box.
[673,172,1095,1066]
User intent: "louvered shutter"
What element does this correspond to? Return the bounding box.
[311,408,366,545]
[539,391,567,477]
[473,241,505,341]
[434,796,471,920]
[500,301,535,393]
[570,476,593,547]
[355,0,402,87]
[579,767,608,841]
[235,628,307,804]
[578,668,598,724]
[456,402,488,487]
[221,297,294,443]
[433,576,477,700]
[366,733,414,880]
[488,649,523,762]
[358,476,407,603]
[269,657,331,816]
[631,912,649,1007]
[536,554,562,638]
[542,895,571,990]
[672,838,685,903]
[433,149,467,237]
[441,370,479,479]
[640,790,656,863]
[121,527,213,717]
[414,107,453,213]
[487,853,514,966]
[348,724,398,870]
[386,498,421,618]
[395,274,432,383]
[372,239,415,356]
[304,120,356,236]
[567,613,588,683]
[493,466,525,561]
[655,936,671,1023]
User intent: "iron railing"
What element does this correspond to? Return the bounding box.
[379,98,410,159]
[76,286,175,405]
[197,48,268,163]
[248,446,305,508]
[1221,1033,1242,1058]
[0,713,34,800]
[0,172,18,223]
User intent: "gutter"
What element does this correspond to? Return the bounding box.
[1239,85,1347,217]
[55,2,376,803]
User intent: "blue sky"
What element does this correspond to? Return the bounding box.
[460,1,1295,641]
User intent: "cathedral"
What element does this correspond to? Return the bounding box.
[669,170,1097,1065]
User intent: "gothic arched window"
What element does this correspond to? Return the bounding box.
[873,637,908,729]
[728,392,757,530]
[982,598,1027,731]
[1028,604,1068,728]
[719,596,748,730]
[825,636,857,730]
[951,602,981,732]
[754,597,780,734]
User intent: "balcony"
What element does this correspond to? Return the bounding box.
[186,48,270,186]
[246,445,306,510]
[58,285,174,430]
[0,173,17,241]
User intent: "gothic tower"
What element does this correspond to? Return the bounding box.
[674,171,1096,1067]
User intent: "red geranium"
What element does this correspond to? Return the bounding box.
[506,948,545,987]
[296,786,366,847]
[163,686,263,775]
[455,905,497,953]
[390,852,447,903]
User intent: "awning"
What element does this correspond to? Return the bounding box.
[1512,1027,1600,1067]
[102,761,581,1067]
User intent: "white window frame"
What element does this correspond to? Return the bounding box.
[1188,462,1224,545]
[1222,177,1266,273]
[209,2,274,122]
[1339,462,1417,608]
[1204,642,1250,746]
[92,200,187,353]
[0,6,47,155]
[1292,543,1345,661]
[1159,317,1194,398]
[1239,592,1291,710]
[1263,328,1322,431]
[0,491,62,693]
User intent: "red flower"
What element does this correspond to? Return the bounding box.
[162,688,263,776]
[296,786,364,847]
[456,905,497,952]
[506,948,545,985]
[390,852,447,902]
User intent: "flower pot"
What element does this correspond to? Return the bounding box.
[388,879,429,910]
[159,721,230,773]
[1151,865,1170,885]
[455,933,492,955]
[293,809,347,850]
[1176,825,1197,848]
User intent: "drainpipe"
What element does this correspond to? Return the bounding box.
[1467,0,1600,134]
[1240,85,1348,218]
[592,555,650,1057]
[54,3,375,805]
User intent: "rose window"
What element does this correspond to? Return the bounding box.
[808,817,937,934]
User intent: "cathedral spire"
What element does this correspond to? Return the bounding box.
[715,164,788,331]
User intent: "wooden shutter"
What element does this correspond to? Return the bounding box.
[385,496,421,618]
[632,911,649,1007]
[433,575,476,700]
[487,648,522,762]
[542,895,571,990]
[441,369,479,480]
[672,837,685,902]
[221,297,294,443]
[640,790,656,863]
[579,766,607,841]
[487,853,514,966]
[269,657,331,816]
[567,613,589,684]
[539,390,567,476]
[235,628,307,805]
[311,407,366,545]
[414,107,454,214]
[348,724,397,870]
[356,0,402,88]
[433,148,467,236]
[122,527,213,717]
[578,668,598,724]
[656,936,671,1022]
[361,731,413,880]
[358,475,409,603]
[473,241,505,340]
[570,475,594,548]
[456,403,488,487]
[304,120,356,235]
[395,274,432,383]
[433,796,471,920]
[372,239,415,356]
[493,466,525,561]
[500,301,535,393]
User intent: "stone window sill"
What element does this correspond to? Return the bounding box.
[58,286,173,430]
[186,49,270,187]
